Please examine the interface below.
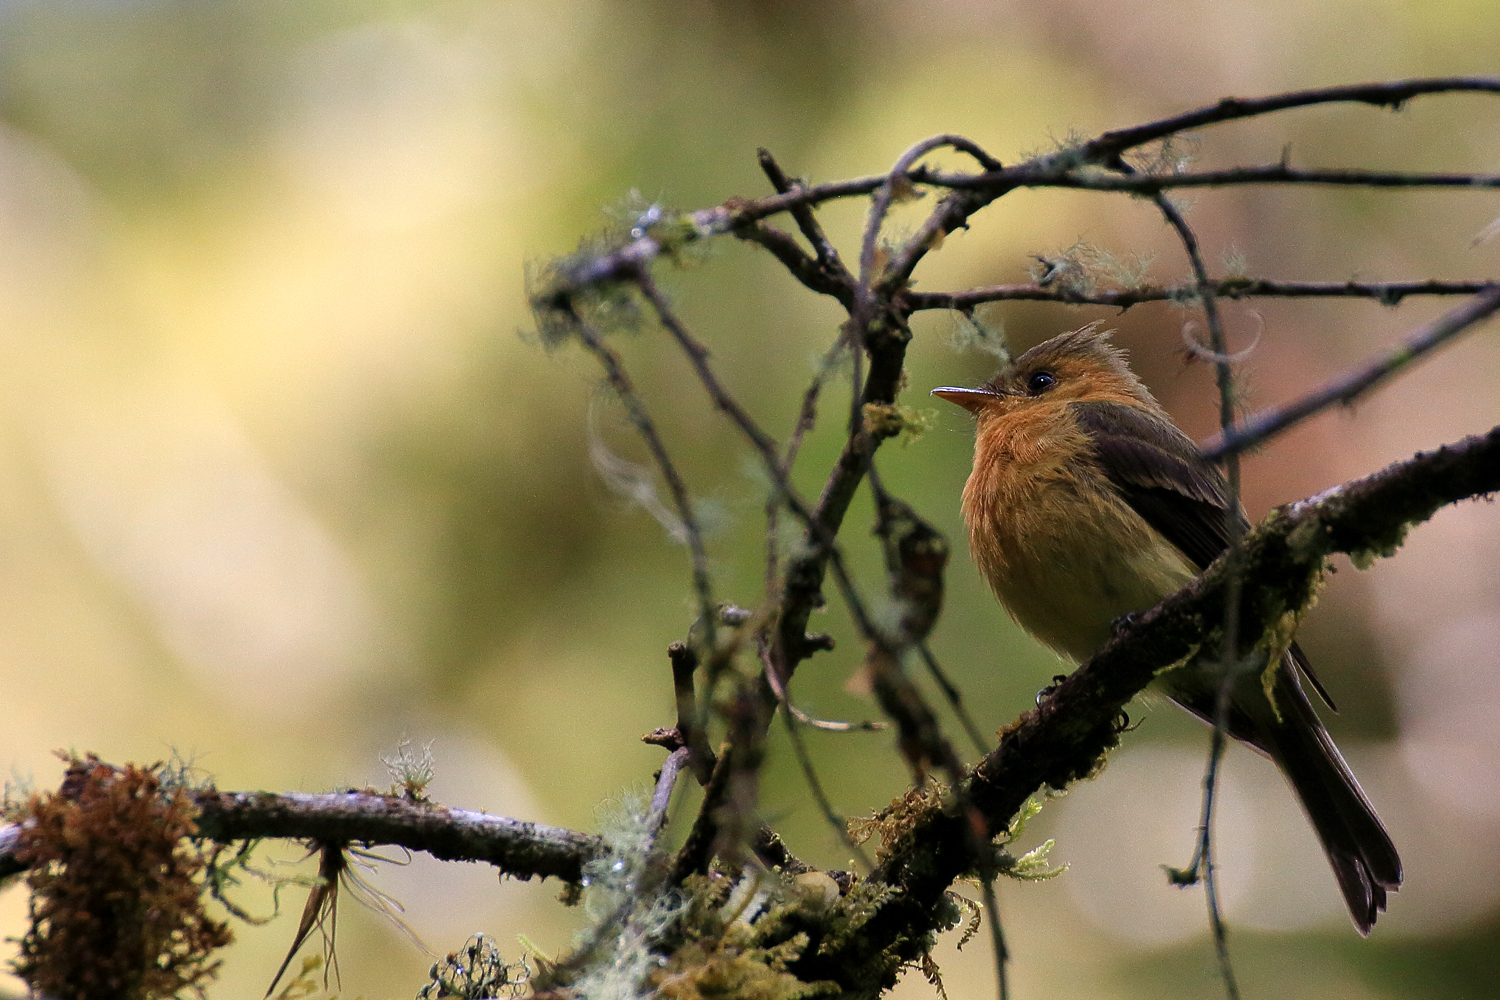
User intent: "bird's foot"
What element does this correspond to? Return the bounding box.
[1035,673,1070,707]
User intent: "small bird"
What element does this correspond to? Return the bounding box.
[931,325,1401,934]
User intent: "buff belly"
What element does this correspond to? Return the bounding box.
[966,469,1199,664]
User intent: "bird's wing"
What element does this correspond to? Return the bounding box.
[1070,399,1337,711]
[1070,399,1239,569]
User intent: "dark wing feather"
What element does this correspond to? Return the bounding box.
[1070,400,1337,710]
[1070,399,1240,568]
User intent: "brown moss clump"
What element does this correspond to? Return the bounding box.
[11,754,233,1000]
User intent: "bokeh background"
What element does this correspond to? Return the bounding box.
[0,0,1498,996]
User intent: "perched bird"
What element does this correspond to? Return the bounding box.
[931,325,1401,934]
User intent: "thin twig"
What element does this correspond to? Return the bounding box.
[649,748,691,839]
[633,272,887,649]
[878,146,1006,293]
[857,135,1001,306]
[537,153,1500,301]
[918,642,991,757]
[668,641,718,784]
[763,661,884,734]
[734,221,854,304]
[1151,191,1243,1000]
[757,148,855,288]
[1201,285,1500,460]
[979,878,1010,1000]
[1076,77,1500,166]
[757,640,876,871]
[928,163,1500,193]
[669,750,733,884]
[904,277,1494,311]
[569,307,717,654]
[766,331,849,602]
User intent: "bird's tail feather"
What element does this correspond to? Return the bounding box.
[1262,662,1402,935]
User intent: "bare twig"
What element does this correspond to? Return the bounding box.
[534,79,1500,305]
[1202,285,1500,460]
[765,330,849,602]
[633,272,888,655]
[757,148,855,290]
[1076,77,1500,166]
[648,748,691,839]
[757,640,876,871]
[735,221,854,304]
[1150,190,1244,1000]
[979,878,1010,1000]
[917,642,991,757]
[666,641,718,784]
[928,163,1500,193]
[856,135,1001,306]
[569,307,718,653]
[763,647,885,732]
[904,278,1494,311]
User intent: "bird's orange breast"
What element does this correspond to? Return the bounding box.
[962,401,1198,663]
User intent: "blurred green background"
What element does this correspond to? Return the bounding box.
[0,0,1498,996]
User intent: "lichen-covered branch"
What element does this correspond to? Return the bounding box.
[0,788,606,885]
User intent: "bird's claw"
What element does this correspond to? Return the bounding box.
[1035,673,1070,707]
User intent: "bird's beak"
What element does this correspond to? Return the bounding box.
[930,386,999,414]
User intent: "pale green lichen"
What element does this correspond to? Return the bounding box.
[1127,134,1199,177]
[861,403,938,445]
[814,879,899,957]
[1349,525,1410,570]
[539,791,691,1000]
[1003,839,1067,881]
[945,309,1009,361]
[1153,642,1202,677]
[1221,247,1249,281]
[1285,517,1329,559]
[1031,239,1154,296]
[416,933,528,999]
[649,871,846,1000]
[383,736,436,801]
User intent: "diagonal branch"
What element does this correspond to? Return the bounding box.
[568,306,719,652]
[1202,285,1500,460]
[1148,190,1245,998]
[757,148,856,295]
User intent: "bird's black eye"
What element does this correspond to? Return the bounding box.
[1026,371,1056,395]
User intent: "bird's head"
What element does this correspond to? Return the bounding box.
[930,324,1157,418]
